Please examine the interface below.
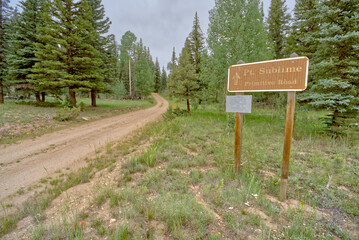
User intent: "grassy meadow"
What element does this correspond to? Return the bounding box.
[1,97,358,239]
[0,97,155,145]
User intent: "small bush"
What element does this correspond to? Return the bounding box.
[163,106,189,120]
[78,102,86,112]
[54,107,80,121]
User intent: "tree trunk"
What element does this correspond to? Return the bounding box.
[41,92,45,102]
[91,89,97,107]
[187,99,190,113]
[35,91,41,104]
[0,80,3,104]
[69,87,76,107]
[0,1,3,104]
[332,110,340,127]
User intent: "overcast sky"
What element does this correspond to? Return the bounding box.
[9,0,296,68]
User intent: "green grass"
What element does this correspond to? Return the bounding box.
[109,101,358,239]
[1,98,358,239]
[0,97,154,144]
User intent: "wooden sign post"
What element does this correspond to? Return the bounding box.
[281,90,296,201]
[227,53,308,201]
[235,60,245,173]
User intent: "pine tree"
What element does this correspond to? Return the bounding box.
[188,12,205,74]
[160,66,167,91]
[2,6,18,99]
[86,0,111,106]
[134,52,154,98]
[286,0,319,59]
[6,0,44,102]
[168,39,199,112]
[167,47,176,74]
[300,0,359,133]
[0,0,11,103]
[30,0,103,107]
[187,12,206,103]
[104,34,120,92]
[267,0,291,59]
[199,49,215,102]
[154,57,161,92]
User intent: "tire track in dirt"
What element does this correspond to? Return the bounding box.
[0,93,168,204]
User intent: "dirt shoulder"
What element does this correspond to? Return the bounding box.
[0,93,168,208]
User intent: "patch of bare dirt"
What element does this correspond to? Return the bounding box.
[266,194,330,219]
[0,93,168,214]
[247,207,278,231]
[338,185,355,198]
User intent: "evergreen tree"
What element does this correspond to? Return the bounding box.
[286,0,318,59]
[188,12,205,74]
[6,0,44,102]
[168,39,199,112]
[160,66,167,91]
[103,34,120,91]
[267,0,291,59]
[207,0,272,102]
[134,52,154,98]
[0,0,11,103]
[30,0,103,107]
[286,0,319,104]
[167,47,176,74]
[2,6,18,99]
[132,39,156,98]
[154,57,161,92]
[300,0,359,133]
[187,12,206,103]
[86,0,110,36]
[86,0,111,106]
[198,49,216,102]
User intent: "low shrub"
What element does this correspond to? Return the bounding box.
[54,107,80,121]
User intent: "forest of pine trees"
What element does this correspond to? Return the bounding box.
[0,0,164,107]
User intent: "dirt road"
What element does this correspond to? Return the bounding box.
[0,93,168,204]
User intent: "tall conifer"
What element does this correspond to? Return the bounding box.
[86,0,111,106]
[30,0,103,107]
[167,47,176,74]
[104,34,119,88]
[0,0,11,103]
[188,12,204,74]
[168,38,199,112]
[6,0,44,102]
[300,0,359,133]
[286,0,318,58]
[267,0,291,59]
[160,66,167,91]
[154,57,161,93]
[134,51,154,98]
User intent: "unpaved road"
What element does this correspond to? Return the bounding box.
[0,93,168,204]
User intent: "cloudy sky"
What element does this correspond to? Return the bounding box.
[9,0,296,68]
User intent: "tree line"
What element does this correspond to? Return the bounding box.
[117,31,167,100]
[0,0,166,107]
[167,0,358,133]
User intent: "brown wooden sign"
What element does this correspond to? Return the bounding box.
[228,57,309,92]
